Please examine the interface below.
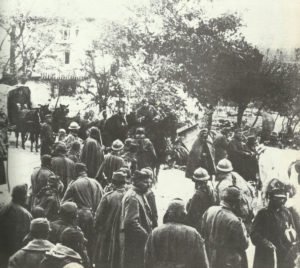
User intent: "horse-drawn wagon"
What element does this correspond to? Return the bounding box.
[7,85,32,127]
[3,85,41,151]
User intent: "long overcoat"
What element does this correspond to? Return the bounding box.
[251,206,299,268]
[227,138,248,177]
[30,166,63,220]
[0,202,32,268]
[186,184,216,232]
[40,122,54,156]
[62,174,103,213]
[213,134,229,165]
[8,239,54,268]
[93,188,126,268]
[201,205,249,268]
[145,222,209,268]
[51,155,75,190]
[81,137,104,178]
[215,171,255,223]
[135,138,157,171]
[120,187,153,268]
[95,154,125,186]
[185,136,215,178]
[62,174,104,257]
[31,167,55,195]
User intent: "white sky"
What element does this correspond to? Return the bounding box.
[0,0,299,49]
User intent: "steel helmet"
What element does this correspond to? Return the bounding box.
[193,167,210,181]
[68,121,80,130]
[216,159,233,173]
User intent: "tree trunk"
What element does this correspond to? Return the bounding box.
[97,96,108,113]
[237,104,247,128]
[10,25,16,77]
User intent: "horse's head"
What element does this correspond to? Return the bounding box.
[54,104,69,118]
[39,104,49,111]
[60,104,70,115]
[126,112,138,127]
[32,108,41,121]
[38,104,51,121]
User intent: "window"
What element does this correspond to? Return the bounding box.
[65,51,70,64]
[59,80,77,96]
[50,81,77,96]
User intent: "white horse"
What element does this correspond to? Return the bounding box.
[258,146,300,207]
[259,146,300,186]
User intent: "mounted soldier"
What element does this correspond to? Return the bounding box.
[136,98,161,129]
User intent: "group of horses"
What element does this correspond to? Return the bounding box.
[11,104,180,176]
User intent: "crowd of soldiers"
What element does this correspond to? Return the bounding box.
[0,109,299,268]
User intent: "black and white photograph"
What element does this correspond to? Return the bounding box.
[0,0,300,267]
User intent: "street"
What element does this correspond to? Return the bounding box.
[0,144,256,266]
[3,144,195,220]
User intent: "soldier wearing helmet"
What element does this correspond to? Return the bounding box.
[215,159,255,225]
[65,121,82,150]
[251,178,299,268]
[201,186,249,268]
[186,167,216,232]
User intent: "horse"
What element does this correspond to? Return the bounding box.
[165,138,189,167]
[15,107,41,152]
[51,104,70,133]
[288,159,300,186]
[103,111,128,146]
[126,111,179,179]
[39,104,52,123]
[256,146,300,211]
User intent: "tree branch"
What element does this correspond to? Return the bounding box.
[0,33,8,50]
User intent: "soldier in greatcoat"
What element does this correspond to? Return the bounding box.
[185,128,215,179]
[51,143,75,191]
[8,218,54,268]
[93,171,127,268]
[251,179,299,268]
[0,185,32,268]
[186,167,216,232]
[145,199,209,268]
[62,163,104,259]
[201,187,249,268]
[120,170,153,268]
[40,114,54,156]
[81,127,104,178]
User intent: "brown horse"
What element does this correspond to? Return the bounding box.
[15,107,41,152]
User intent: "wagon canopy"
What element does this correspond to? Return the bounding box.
[7,85,32,125]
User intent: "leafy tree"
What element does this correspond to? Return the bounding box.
[82,48,124,112]
[0,13,56,82]
[215,39,264,126]
[98,0,271,127]
[95,9,187,120]
[262,56,300,132]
